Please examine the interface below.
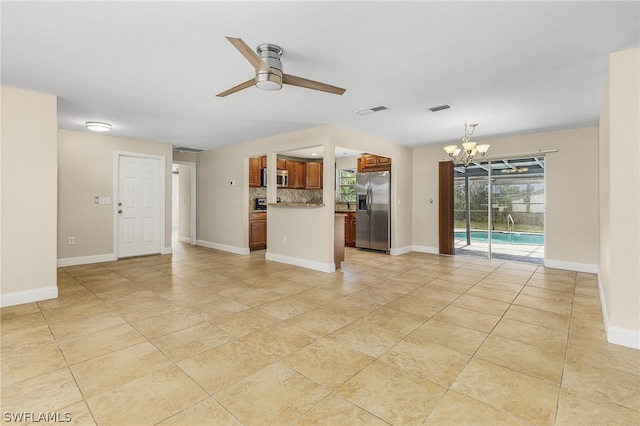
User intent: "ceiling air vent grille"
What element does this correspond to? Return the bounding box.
[355,105,388,115]
[428,104,452,112]
[175,147,204,153]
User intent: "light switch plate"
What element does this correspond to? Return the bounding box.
[98,197,111,205]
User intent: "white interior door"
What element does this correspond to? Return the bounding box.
[118,155,161,257]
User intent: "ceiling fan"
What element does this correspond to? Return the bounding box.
[216,36,346,97]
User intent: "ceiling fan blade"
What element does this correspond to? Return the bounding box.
[282,74,346,95]
[216,78,255,97]
[225,36,271,73]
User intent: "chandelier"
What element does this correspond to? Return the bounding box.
[444,122,490,167]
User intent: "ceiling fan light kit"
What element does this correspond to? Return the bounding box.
[255,43,283,91]
[217,36,345,97]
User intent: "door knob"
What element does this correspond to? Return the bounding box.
[118,202,122,206]
[118,209,123,214]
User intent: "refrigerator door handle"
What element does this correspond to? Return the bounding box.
[367,187,372,214]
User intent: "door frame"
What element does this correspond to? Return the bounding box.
[447,152,551,262]
[172,160,197,245]
[113,151,167,258]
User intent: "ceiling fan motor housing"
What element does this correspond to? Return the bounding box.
[255,44,283,90]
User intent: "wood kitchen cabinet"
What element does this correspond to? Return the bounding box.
[343,212,357,247]
[249,212,267,250]
[334,214,345,269]
[357,154,391,172]
[286,160,307,189]
[249,157,262,187]
[277,157,287,170]
[305,162,323,189]
[260,155,268,168]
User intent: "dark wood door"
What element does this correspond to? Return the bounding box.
[438,161,455,255]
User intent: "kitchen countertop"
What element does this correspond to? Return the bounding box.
[268,202,325,208]
[335,209,356,213]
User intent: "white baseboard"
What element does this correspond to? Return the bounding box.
[196,239,250,255]
[1,286,58,308]
[161,246,173,255]
[178,236,194,244]
[57,253,117,267]
[390,246,413,256]
[265,252,335,273]
[411,245,440,255]
[606,326,640,349]
[597,273,640,350]
[543,259,598,273]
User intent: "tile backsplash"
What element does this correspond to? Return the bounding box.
[250,186,323,208]
[277,188,323,204]
[249,187,266,210]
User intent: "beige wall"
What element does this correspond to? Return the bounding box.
[1,86,58,306]
[335,156,358,172]
[599,48,639,348]
[412,127,600,268]
[58,129,173,262]
[196,125,413,269]
[173,151,198,162]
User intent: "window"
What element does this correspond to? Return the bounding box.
[337,169,357,203]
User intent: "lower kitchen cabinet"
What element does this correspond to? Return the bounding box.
[342,212,356,247]
[249,212,267,250]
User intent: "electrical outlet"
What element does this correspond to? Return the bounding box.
[68,237,75,245]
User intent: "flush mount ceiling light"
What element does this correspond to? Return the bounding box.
[444,122,490,168]
[85,121,111,132]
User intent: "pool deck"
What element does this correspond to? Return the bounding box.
[455,239,544,264]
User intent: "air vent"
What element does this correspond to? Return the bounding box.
[428,104,452,112]
[175,147,204,153]
[355,106,388,115]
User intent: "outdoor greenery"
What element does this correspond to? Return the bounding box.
[454,176,544,233]
[338,170,357,203]
[454,219,542,233]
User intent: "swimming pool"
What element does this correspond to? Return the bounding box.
[455,230,544,245]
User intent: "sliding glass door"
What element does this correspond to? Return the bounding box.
[453,157,545,263]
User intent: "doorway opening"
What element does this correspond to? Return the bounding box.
[453,157,545,264]
[171,161,196,247]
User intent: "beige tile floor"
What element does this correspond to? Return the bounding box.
[1,244,639,425]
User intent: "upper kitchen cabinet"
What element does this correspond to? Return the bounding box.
[249,156,262,187]
[306,162,323,189]
[286,160,307,189]
[357,154,391,172]
[277,157,287,170]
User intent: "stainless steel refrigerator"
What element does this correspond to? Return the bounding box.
[356,171,391,252]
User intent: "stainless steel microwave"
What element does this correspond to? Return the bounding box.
[261,168,288,188]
